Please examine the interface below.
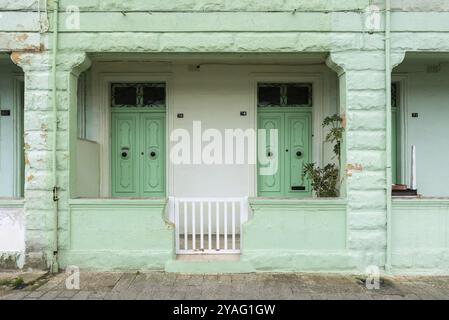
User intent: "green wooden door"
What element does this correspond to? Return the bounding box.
[285,112,312,197]
[258,111,312,197]
[140,113,165,196]
[257,112,284,196]
[112,112,165,197]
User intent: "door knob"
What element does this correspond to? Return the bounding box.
[296,151,302,157]
[120,147,130,159]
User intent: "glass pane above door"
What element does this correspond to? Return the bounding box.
[111,83,166,108]
[257,83,312,108]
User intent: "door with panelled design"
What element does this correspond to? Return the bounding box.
[258,112,312,197]
[257,113,283,195]
[285,113,312,197]
[112,112,165,197]
[140,113,165,196]
[257,82,313,197]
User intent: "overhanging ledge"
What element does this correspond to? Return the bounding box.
[0,199,25,208]
[68,198,167,208]
[249,197,347,210]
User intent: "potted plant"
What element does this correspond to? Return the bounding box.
[302,114,344,198]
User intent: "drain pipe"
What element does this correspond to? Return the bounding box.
[50,0,60,273]
[385,0,393,273]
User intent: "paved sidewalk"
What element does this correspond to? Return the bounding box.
[1,272,449,300]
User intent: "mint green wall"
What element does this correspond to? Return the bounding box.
[392,199,449,274]
[243,199,351,272]
[60,199,174,270]
[3,0,449,273]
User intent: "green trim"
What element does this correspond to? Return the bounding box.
[51,0,60,274]
[111,108,166,113]
[0,199,25,208]
[258,107,312,113]
[69,198,167,207]
[249,197,347,209]
[392,198,449,208]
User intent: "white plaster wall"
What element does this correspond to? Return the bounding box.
[0,208,25,254]
[87,59,339,198]
[395,62,449,197]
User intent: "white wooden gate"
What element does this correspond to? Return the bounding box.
[169,197,249,254]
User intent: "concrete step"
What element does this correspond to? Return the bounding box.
[165,259,255,274]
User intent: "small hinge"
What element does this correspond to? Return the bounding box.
[53,186,59,202]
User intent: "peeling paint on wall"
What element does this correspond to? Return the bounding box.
[0,208,25,269]
[346,163,364,177]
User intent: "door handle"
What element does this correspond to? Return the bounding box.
[120,147,130,159]
[148,149,158,159]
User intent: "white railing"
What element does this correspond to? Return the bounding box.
[170,197,249,255]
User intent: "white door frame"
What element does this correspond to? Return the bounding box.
[95,73,173,197]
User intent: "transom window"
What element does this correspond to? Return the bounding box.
[258,83,312,107]
[111,83,166,108]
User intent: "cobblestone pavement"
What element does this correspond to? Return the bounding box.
[1,272,449,300]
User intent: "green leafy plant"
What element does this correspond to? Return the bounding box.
[0,277,25,289]
[302,114,344,198]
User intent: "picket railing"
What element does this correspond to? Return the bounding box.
[170,197,248,254]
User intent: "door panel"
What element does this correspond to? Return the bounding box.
[141,114,165,196]
[112,112,165,197]
[112,113,139,197]
[285,113,312,197]
[257,111,312,197]
[257,113,283,196]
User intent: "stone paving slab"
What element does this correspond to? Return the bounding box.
[0,271,48,298]
[1,272,449,300]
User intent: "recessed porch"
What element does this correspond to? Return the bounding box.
[62,52,349,269]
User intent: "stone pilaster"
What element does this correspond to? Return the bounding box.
[328,51,392,270]
[12,51,90,269]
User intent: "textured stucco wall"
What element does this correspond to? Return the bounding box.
[1,0,449,273]
[392,199,449,274]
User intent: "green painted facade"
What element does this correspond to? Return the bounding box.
[1,0,449,274]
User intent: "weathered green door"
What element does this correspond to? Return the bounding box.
[140,113,165,196]
[258,112,283,195]
[285,112,312,197]
[257,111,312,197]
[112,112,165,197]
